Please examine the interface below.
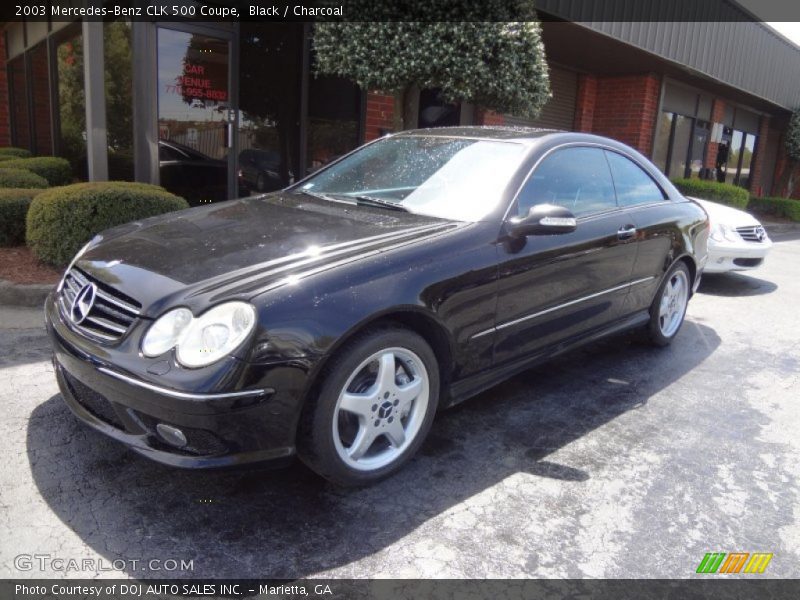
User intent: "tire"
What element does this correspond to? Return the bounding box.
[297,327,440,486]
[645,261,691,347]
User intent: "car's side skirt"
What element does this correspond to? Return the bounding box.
[444,309,651,408]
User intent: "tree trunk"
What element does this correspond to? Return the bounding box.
[776,159,798,198]
[403,83,420,131]
[391,84,420,132]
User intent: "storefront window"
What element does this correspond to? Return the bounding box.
[157,28,230,204]
[104,21,134,180]
[56,27,87,180]
[237,23,302,195]
[307,72,361,174]
[8,56,31,150]
[738,134,756,188]
[667,115,692,180]
[722,129,743,185]
[688,120,709,179]
[418,88,461,128]
[29,42,53,155]
[652,112,673,174]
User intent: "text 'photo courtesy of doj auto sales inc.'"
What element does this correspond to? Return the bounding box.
[10,583,335,598]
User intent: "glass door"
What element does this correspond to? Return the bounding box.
[157,27,234,206]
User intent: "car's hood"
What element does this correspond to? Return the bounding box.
[690,197,762,227]
[76,193,459,316]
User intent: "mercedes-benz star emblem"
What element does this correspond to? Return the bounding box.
[756,226,767,242]
[70,283,97,325]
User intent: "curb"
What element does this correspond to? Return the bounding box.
[0,279,53,308]
[762,221,800,235]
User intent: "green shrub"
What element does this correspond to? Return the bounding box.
[27,181,190,265]
[0,188,46,246]
[748,196,800,222]
[0,147,32,159]
[671,178,750,209]
[0,156,72,186]
[0,155,19,162]
[0,168,49,189]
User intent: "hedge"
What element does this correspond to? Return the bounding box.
[0,157,72,186]
[0,168,49,189]
[0,147,32,159]
[748,196,800,222]
[671,178,750,210]
[27,181,190,266]
[0,188,46,246]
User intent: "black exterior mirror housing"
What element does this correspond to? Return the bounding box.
[508,204,578,237]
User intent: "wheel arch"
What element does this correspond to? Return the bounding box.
[675,253,698,293]
[299,307,456,420]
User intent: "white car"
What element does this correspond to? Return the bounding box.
[691,197,772,273]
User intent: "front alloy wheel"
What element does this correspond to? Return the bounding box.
[298,328,439,486]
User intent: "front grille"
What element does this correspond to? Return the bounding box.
[736,225,767,243]
[63,371,126,430]
[59,268,141,343]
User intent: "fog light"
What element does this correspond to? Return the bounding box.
[156,423,188,448]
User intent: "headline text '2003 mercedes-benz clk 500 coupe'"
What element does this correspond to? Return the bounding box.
[46,128,708,486]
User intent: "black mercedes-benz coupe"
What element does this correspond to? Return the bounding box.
[46,127,708,485]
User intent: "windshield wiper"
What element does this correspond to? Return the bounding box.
[295,189,339,203]
[350,195,410,212]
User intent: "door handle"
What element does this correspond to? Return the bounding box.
[617,225,637,240]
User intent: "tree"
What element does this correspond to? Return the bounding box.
[778,108,800,198]
[314,7,551,131]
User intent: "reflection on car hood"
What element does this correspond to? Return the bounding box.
[690,197,762,227]
[77,193,459,316]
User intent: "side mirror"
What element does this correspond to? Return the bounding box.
[508,204,577,237]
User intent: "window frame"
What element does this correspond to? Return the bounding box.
[506,142,671,223]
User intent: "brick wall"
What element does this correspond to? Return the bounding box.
[364,91,395,142]
[573,74,597,132]
[0,32,10,147]
[749,115,771,197]
[588,73,661,155]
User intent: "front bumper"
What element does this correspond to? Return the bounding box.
[705,239,772,273]
[46,293,307,469]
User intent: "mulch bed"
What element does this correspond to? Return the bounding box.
[0,246,61,284]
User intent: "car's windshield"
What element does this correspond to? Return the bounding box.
[294,136,529,222]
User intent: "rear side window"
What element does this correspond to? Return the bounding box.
[517,147,617,217]
[605,150,667,206]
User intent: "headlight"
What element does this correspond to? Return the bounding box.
[176,302,256,368]
[142,302,257,368]
[709,223,740,243]
[142,307,193,357]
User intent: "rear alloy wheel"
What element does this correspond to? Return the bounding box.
[646,262,691,346]
[298,328,439,486]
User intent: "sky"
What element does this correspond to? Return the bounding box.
[764,22,800,47]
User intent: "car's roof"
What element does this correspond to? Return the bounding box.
[394,126,565,145]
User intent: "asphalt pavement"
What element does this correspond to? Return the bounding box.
[1,233,798,579]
